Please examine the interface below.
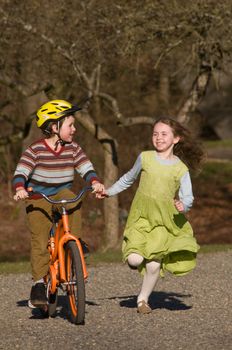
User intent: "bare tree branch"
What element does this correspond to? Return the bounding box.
[0,71,52,97]
[0,72,28,96]
[0,131,24,147]
[177,64,211,123]
[117,116,155,126]
[98,92,123,119]
[0,7,92,89]
[154,39,183,70]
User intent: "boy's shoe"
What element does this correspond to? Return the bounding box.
[30,283,47,307]
[28,300,37,309]
[137,300,152,314]
[79,238,90,257]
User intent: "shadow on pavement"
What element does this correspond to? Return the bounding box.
[119,291,192,311]
[17,296,69,321]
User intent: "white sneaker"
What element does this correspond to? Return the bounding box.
[28,299,37,309]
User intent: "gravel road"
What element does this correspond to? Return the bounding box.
[1,251,232,350]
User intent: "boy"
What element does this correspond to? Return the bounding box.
[13,99,104,307]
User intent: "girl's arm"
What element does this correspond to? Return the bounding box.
[177,171,194,212]
[106,155,141,196]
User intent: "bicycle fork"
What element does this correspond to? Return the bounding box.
[47,207,88,295]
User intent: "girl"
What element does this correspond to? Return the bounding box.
[13,99,104,307]
[106,118,204,314]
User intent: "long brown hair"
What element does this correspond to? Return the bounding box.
[154,117,205,173]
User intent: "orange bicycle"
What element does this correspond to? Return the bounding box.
[28,186,92,324]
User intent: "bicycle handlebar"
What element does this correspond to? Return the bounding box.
[28,186,93,205]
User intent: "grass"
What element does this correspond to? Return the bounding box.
[204,139,232,148]
[200,160,232,184]
[0,261,31,274]
[0,245,231,274]
[87,249,123,266]
[199,244,232,253]
[0,249,123,275]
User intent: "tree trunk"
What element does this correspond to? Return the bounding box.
[76,110,119,250]
[159,70,170,112]
[177,65,211,124]
[103,150,119,250]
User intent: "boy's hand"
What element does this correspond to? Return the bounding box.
[13,188,29,201]
[174,199,185,213]
[91,181,106,198]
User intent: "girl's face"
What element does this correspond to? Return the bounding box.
[152,122,180,153]
[59,115,76,143]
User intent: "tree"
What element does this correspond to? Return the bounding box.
[0,2,121,249]
[114,0,232,124]
[0,0,232,250]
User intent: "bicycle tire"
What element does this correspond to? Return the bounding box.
[65,240,86,324]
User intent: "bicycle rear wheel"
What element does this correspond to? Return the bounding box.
[65,240,86,324]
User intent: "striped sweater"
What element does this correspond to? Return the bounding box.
[12,139,100,197]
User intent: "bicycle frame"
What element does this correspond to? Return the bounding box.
[48,207,88,294]
[28,187,92,295]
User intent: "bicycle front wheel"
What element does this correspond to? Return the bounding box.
[65,241,86,324]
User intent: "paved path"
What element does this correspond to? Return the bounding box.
[0,251,232,350]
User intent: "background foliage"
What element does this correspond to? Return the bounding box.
[0,0,231,257]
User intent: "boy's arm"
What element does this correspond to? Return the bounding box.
[12,147,36,193]
[74,145,100,183]
[74,145,104,196]
[106,155,141,196]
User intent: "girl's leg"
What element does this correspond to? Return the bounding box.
[137,260,160,304]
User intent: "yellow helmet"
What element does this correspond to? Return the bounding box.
[36,99,81,128]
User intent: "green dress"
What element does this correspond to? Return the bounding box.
[122,151,199,276]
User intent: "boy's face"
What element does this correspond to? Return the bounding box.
[59,115,76,143]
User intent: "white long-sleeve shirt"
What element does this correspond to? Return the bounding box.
[106,154,194,212]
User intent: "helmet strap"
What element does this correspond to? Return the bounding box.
[53,120,71,150]
[54,138,66,151]
[53,121,65,150]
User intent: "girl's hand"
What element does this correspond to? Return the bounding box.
[95,188,109,199]
[174,199,185,213]
[13,188,29,201]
